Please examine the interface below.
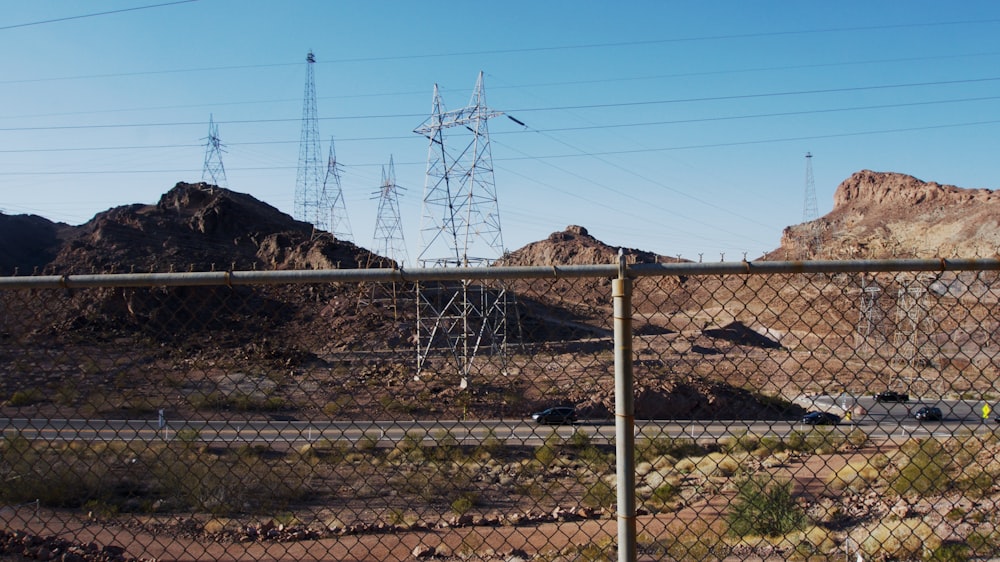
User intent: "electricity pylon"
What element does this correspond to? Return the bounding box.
[412,72,513,389]
[799,152,820,258]
[372,156,408,266]
[201,114,227,187]
[294,51,328,233]
[358,156,409,315]
[323,138,352,241]
[855,274,883,355]
[802,152,818,222]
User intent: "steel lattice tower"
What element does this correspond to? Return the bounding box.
[802,152,818,222]
[323,138,352,240]
[357,156,409,315]
[201,114,227,187]
[799,152,820,257]
[412,72,512,388]
[372,156,408,266]
[294,51,328,233]
[855,275,884,354]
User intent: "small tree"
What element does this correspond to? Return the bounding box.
[726,474,805,537]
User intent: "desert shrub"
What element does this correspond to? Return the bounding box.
[568,428,592,448]
[0,449,116,508]
[450,492,478,516]
[825,460,880,492]
[955,468,994,498]
[846,427,870,448]
[891,438,952,496]
[688,452,742,478]
[355,432,378,451]
[635,435,707,463]
[149,447,312,515]
[785,427,843,453]
[7,388,42,407]
[926,542,971,562]
[426,429,461,462]
[476,428,506,458]
[582,479,616,509]
[966,531,1000,557]
[725,474,805,538]
[534,433,563,466]
[853,517,941,560]
[722,431,758,454]
[757,434,784,453]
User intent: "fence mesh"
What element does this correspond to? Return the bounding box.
[2,262,1000,561]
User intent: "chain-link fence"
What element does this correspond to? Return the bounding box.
[2,258,1000,561]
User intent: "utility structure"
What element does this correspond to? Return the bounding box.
[357,156,409,315]
[371,156,408,266]
[892,275,935,370]
[294,51,329,234]
[413,72,513,389]
[201,114,227,187]
[323,138,352,240]
[799,152,820,257]
[855,274,884,355]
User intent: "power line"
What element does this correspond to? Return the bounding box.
[506,76,1000,113]
[3,94,999,155]
[3,118,999,176]
[3,75,999,133]
[0,1,199,31]
[2,18,997,83]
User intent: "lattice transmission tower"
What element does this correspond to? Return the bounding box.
[201,114,227,187]
[372,156,408,266]
[892,275,935,369]
[855,274,884,355]
[799,152,821,257]
[802,152,818,222]
[412,72,514,388]
[357,156,409,315]
[294,51,329,233]
[323,138,352,241]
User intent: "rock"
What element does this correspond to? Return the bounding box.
[412,544,436,558]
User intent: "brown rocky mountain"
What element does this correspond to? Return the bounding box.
[4,172,995,421]
[0,212,79,276]
[778,170,1000,259]
[47,182,390,274]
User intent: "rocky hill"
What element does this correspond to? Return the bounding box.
[3,172,995,421]
[0,213,79,276]
[778,170,1000,259]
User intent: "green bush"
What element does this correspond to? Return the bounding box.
[582,479,616,509]
[891,438,952,497]
[725,474,805,537]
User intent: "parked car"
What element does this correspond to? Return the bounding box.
[914,406,943,421]
[875,391,910,403]
[801,411,841,425]
[531,406,576,425]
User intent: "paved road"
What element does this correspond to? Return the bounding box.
[2,396,996,447]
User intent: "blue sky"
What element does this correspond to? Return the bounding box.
[1,1,999,264]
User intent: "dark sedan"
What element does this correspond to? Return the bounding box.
[914,406,943,421]
[875,391,910,403]
[531,406,577,425]
[801,411,841,425]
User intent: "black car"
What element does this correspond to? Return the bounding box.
[531,406,576,425]
[875,391,910,403]
[914,406,943,421]
[801,411,841,425]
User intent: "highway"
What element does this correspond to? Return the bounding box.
[1,396,995,447]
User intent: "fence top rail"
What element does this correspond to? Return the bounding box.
[0,258,997,289]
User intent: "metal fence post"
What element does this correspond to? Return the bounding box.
[613,250,636,562]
